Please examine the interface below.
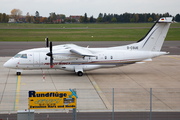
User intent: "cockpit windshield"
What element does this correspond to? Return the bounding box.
[14,54,21,58]
[14,54,27,58]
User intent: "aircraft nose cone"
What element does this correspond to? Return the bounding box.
[3,62,7,67]
[3,61,10,68]
[3,58,15,68]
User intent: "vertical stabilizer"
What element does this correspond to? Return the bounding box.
[137,17,172,51]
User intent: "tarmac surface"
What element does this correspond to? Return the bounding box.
[0,41,180,119]
[1,55,180,119]
[1,55,180,111]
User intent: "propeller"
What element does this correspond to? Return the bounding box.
[45,37,49,47]
[46,41,53,68]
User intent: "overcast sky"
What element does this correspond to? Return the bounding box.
[1,0,179,18]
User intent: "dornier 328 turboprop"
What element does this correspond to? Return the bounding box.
[4,17,173,76]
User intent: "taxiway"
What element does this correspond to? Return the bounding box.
[0,55,180,112]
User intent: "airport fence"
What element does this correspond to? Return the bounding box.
[0,88,180,120]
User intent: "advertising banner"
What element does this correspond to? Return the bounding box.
[29,90,77,109]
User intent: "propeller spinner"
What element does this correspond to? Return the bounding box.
[46,41,53,68]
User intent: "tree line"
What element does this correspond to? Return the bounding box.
[1,9,180,23]
[79,12,180,23]
[85,12,175,23]
[0,13,9,23]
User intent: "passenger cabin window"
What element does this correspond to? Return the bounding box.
[105,56,107,59]
[96,56,98,60]
[111,56,113,59]
[21,54,27,58]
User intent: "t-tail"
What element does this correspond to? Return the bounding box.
[136,17,173,52]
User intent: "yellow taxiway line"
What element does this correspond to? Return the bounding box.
[13,75,21,111]
[87,72,112,109]
[168,56,180,61]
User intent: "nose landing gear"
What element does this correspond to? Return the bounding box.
[16,69,22,76]
[16,72,21,75]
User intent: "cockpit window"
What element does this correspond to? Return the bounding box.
[14,54,27,58]
[14,54,21,58]
[21,54,27,58]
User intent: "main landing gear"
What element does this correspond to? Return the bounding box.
[75,66,83,76]
[77,71,83,76]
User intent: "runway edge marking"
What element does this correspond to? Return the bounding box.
[86,72,112,109]
[13,75,21,111]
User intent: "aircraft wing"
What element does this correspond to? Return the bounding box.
[70,48,96,57]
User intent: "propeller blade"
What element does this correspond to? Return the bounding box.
[50,57,53,68]
[50,41,52,52]
[50,41,53,68]
[46,37,49,47]
[46,41,53,68]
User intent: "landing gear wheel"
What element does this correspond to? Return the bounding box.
[77,71,83,76]
[16,72,21,76]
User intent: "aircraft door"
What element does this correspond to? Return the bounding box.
[27,53,33,67]
[40,52,47,67]
[33,52,40,67]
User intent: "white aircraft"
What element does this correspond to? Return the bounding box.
[3,17,172,76]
